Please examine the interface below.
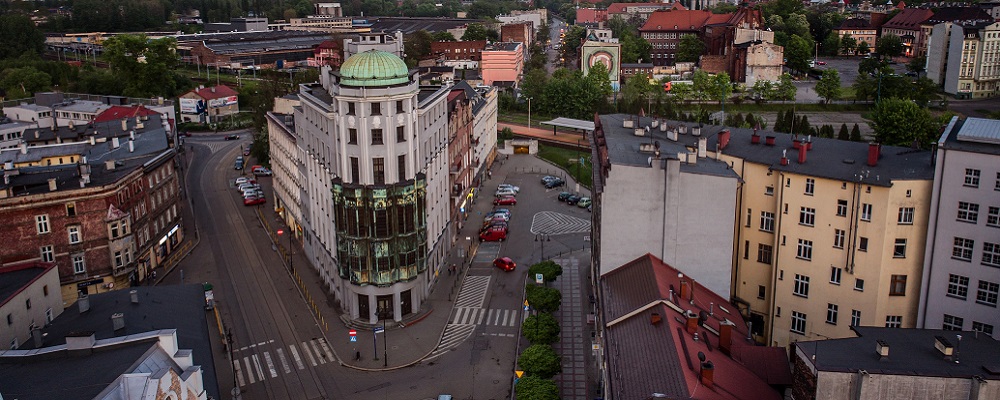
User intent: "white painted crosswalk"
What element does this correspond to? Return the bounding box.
[530,211,591,235]
[454,276,490,308]
[233,337,336,387]
[451,307,526,326]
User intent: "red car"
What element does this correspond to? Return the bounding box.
[494,196,517,206]
[493,257,516,271]
[479,225,508,242]
[817,61,826,65]
[243,196,266,206]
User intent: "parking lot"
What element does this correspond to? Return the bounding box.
[813,56,908,85]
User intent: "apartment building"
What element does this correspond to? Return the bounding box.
[480,42,524,87]
[833,18,877,53]
[918,117,1000,339]
[928,21,1000,99]
[265,95,303,238]
[0,261,62,350]
[717,129,934,348]
[880,8,934,58]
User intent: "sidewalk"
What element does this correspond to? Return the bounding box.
[499,122,590,149]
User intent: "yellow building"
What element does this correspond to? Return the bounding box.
[712,130,935,348]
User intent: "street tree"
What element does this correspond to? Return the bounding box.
[677,34,705,63]
[0,66,51,99]
[522,313,560,345]
[840,34,857,55]
[101,34,181,98]
[586,61,613,112]
[515,376,560,400]
[815,69,842,103]
[431,31,456,41]
[776,73,797,102]
[526,284,562,313]
[906,55,927,75]
[784,13,811,39]
[870,97,938,148]
[876,34,904,59]
[462,23,492,41]
[785,34,813,73]
[822,32,841,57]
[751,80,775,102]
[622,73,653,114]
[528,260,564,284]
[518,344,562,379]
[0,14,46,59]
[857,40,871,55]
[910,77,940,107]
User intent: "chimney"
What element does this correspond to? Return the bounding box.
[867,142,880,167]
[130,289,139,304]
[32,327,43,348]
[651,312,662,325]
[806,135,813,150]
[19,142,27,154]
[106,160,116,170]
[4,161,12,170]
[692,125,702,137]
[680,279,690,300]
[121,119,128,131]
[798,142,807,164]
[111,313,125,331]
[718,129,731,150]
[765,136,775,146]
[211,86,216,93]
[89,136,96,145]
[685,310,699,334]
[128,140,134,153]
[876,339,890,360]
[934,335,954,359]
[719,321,734,355]
[667,128,678,141]
[659,121,668,132]
[135,120,144,129]
[78,294,90,313]
[47,178,57,192]
[129,130,135,140]
[781,149,789,166]
[700,361,715,387]
[697,137,707,158]
[112,137,120,149]
[751,132,760,144]
[65,331,96,350]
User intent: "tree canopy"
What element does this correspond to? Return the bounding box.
[522,313,561,345]
[870,98,938,148]
[876,34,904,59]
[514,375,560,400]
[676,34,705,63]
[101,35,183,98]
[0,14,45,59]
[462,23,499,41]
[785,34,813,73]
[517,344,562,379]
[815,69,842,103]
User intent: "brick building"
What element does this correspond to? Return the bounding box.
[430,40,487,69]
[447,88,474,236]
[501,22,534,46]
[0,114,184,305]
[641,7,764,69]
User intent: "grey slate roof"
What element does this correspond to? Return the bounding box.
[941,117,1000,156]
[0,339,158,400]
[0,265,47,306]
[796,326,1000,378]
[598,114,739,179]
[21,285,219,399]
[367,17,475,34]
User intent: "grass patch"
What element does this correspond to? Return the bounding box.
[536,144,592,189]
[688,102,871,113]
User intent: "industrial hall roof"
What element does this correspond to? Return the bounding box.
[339,50,411,87]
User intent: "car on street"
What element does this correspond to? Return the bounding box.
[483,216,508,229]
[252,166,272,176]
[486,209,511,220]
[235,177,253,186]
[225,134,240,140]
[243,196,266,206]
[493,257,516,271]
[243,148,251,156]
[494,196,517,206]
[497,183,520,193]
[484,212,511,222]
[557,191,573,201]
[479,225,508,242]
[545,178,566,188]
[565,195,581,205]
[816,61,826,65]
[495,188,517,197]
[238,182,259,192]
[577,197,592,208]
[541,175,558,184]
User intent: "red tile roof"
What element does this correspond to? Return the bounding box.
[316,39,341,49]
[600,254,787,400]
[92,105,161,123]
[641,9,717,31]
[882,8,934,29]
[576,8,608,24]
[186,85,239,101]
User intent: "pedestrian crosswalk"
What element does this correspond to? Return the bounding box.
[530,211,591,235]
[426,324,477,360]
[232,337,336,387]
[451,307,526,326]
[191,140,239,154]
[454,276,490,308]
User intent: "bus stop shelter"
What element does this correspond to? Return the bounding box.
[540,117,595,136]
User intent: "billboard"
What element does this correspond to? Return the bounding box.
[179,98,199,114]
[209,95,238,108]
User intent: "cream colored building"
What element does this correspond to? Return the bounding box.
[934,22,1000,99]
[265,95,303,237]
[717,132,935,348]
[0,262,62,350]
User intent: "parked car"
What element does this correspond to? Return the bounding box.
[479,225,508,242]
[493,257,516,271]
[577,197,592,208]
[495,188,517,197]
[238,183,259,192]
[243,148,251,156]
[557,191,573,201]
[483,216,508,228]
[541,175,558,184]
[484,213,511,222]
[565,195,581,205]
[252,166,272,176]
[497,183,520,193]
[243,196,266,206]
[242,188,261,198]
[235,160,244,170]
[235,177,251,186]
[545,178,566,189]
[494,196,517,206]
[481,221,508,234]
[225,134,240,140]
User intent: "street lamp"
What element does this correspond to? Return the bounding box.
[526,97,533,129]
[226,328,240,397]
[535,233,550,262]
[377,306,389,367]
[277,229,292,271]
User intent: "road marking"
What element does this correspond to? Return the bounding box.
[454,276,491,308]
[249,356,261,384]
[426,324,477,361]
[276,348,291,374]
[309,339,327,364]
[508,310,519,326]
[289,344,305,370]
[317,338,336,362]
[263,351,278,378]
[301,342,318,366]
[530,211,591,235]
[234,360,246,386]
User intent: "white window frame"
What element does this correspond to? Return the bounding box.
[830,267,842,284]
[35,215,50,234]
[953,237,974,261]
[983,242,1000,267]
[885,315,902,328]
[943,314,964,331]
[947,274,970,299]
[760,211,774,233]
[799,207,816,226]
[977,280,999,307]
[793,274,810,298]
[861,203,872,221]
[40,245,54,263]
[68,225,82,244]
[894,238,907,258]
[851,310,862,326]
[854,278,865,292]
[988,206,999,227]
[898,207,914,224]
[836,200,848,217]
[958,201,980,223]
[796,239,813,260]
[972,321,994,335]
[834,229,845,249]
[826,303,838,325]
[790,311,807,335]
[805,178,815,195]
[964,168,980,187]
[72,254,86,274]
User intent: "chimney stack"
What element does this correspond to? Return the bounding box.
[47,178,57,192]
[78,294,90,313]
[680,280,690,300]
[798,141,807,164]
[877,339,890,360]
[65,331,96,350]
[719,321,734,355]
[697,137,707,158]
[667,128,678,141]
[128,140,134,153]
[685,310,699,334]
[112,137,120,149]
[781,149,789,166]
[19,142,27,154]
[111,313,125,331]
[89,136,96,146]
[700,361,715,387]
[718,129,731,150]
[751,132,761,144]
[765,136,775,146]
[867,143,880,167]
[130,289,139,304]
[121,119,128,131]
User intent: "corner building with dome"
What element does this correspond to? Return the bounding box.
[294,50,452,323]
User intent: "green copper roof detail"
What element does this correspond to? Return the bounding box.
[339,50,410,87]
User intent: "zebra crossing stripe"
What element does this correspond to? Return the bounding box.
[310,340,327,364]
[246,357,257,384]
[263,351,278,378]
[301,342,318,366]
[289,344,305,370]
[508,310,518,326]
[276,348,291,374]
[233,360,246,387]
[317,338,335,362]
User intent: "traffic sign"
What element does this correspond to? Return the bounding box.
[350,336,357,342]
[523,300,529,307]
[349,329,357,336]
[515,370,524,378]
[374,326,385,334]
[535,273,544,284]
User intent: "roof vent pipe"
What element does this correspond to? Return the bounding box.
[781,149,789,166]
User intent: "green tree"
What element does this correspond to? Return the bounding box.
[101,34,181,98]
[850,123,862,141]
[0,14,45,59]
[522,313,560,344]
[776,73,797,102]
[462,23,491,41]
[676,34,705,63]
[906,55,927,75]
[876,34,904,59]
[910,77,940,107]
[0,66,51,99]
[785,34,813,73]
[840,34,857,55]
[517,344,562,378]
[622,73,652,114]
[820,124,835,138]
[822,32,841,57]
[559,25,588,66]
[761,0,805,20]
[838,123,850,140]
[784,13,811,39]
[585,61,613,112]
[521,68,549,105]
[857,40,871,55]
[515,375,560,400]
[751,80,774,102]
[710,3,739,13]
[528,260,564,284]
[870,98,938,148]
[404,30,434,67]
[815,69,842,103]
[431,31,456,41]
[525,284,562,313]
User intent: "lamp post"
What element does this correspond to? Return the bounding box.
[576,139,582,184]
[277,229,292,271]
[226,328,240,398]
[526,97,533,129]
[535,233,550,263]
[378,306,389,367]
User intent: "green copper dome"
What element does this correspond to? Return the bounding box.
[339,50,410,87]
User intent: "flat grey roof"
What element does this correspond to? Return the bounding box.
[956,117,1000,145]
[0,265,47,306]
[940,116,1000,156]
[796,326,1000,378]
[541,117,595,132]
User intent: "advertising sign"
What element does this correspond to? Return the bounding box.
[179,98,199,114]
[209,95,238,108]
